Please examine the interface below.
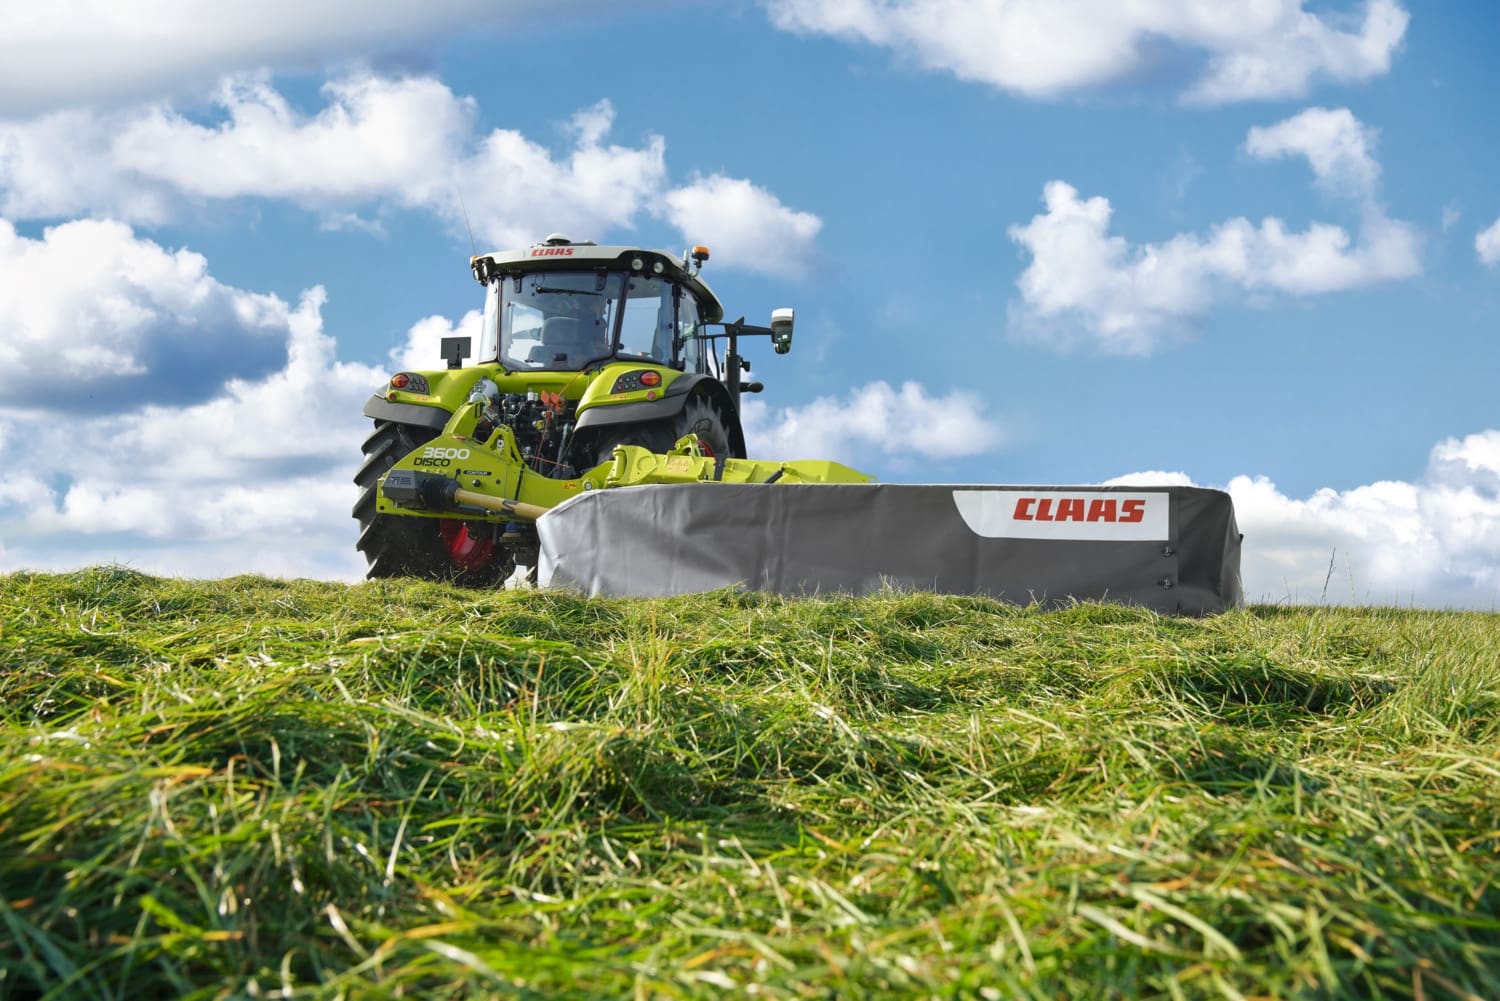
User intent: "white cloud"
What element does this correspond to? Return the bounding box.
[114,74,474,207]
[389,310,484,372]
[1186,0,1410,104]
[1104,470,1195,487]
[0,316,385,580]
[741,381,1005,468]
[454,100,669,251]
[1007,108,1419,352]
[1244,107,1380,197]
[0,109,176,223]
[764,0,1408,104]
[0,0,603,116]
[0,219,397,579]
[0,218,289,412]
[1107,430,1500,609]
[661,176,823,278]
[1477,217,1500,267]
[0,74,818,279]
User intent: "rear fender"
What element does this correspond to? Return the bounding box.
[362,394,452,431]
[573,374,745,457]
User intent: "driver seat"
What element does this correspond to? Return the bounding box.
[536,317,605,362]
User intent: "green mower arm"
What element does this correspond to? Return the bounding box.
[375,399,871,523]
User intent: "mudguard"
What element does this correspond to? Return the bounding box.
[574,374,746,456]
[361,394,452,431]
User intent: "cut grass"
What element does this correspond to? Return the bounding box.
[1,566,1498,998]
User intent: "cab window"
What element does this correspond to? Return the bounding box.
[676,290,705,372]
[617,276,673,362]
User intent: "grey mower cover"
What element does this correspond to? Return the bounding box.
[535,483,1243,614]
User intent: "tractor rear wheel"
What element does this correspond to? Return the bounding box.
[674,394,734,459]
[589,394,734,468]
[353,420,514,585]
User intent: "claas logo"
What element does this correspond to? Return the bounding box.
[1013,496,1146,523]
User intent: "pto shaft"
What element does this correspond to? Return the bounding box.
[381,470,550,521]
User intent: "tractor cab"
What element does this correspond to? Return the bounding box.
[470,235,724,377]
[358,234,800,585]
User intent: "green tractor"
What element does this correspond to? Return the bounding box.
[353,234,848,584]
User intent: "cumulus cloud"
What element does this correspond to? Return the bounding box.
[1478,217,1500,267]
[0,73,818,278]
[0,218,288,413]
[1244,106,1380,197]
[389,310,484,372]
[0,0,608,117]
[0,217,420,579]
[1106,430,1500,609]
[0,285,387,580]
[741,381,1005,468]
[764,0,1408,104]
[1008,108,1419,352]
[661,176,823,279]
[454,101,668,252]
[112,74,474,208]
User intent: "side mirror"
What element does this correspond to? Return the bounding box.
[440,336,472,370]
[770,308,794,354]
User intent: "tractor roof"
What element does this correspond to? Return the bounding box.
[470,238,725,323]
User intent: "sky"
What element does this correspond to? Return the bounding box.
[0,0,1496,608]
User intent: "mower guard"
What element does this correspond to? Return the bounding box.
[535,483,1243,614]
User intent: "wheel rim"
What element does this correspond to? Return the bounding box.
[438,520,496,571]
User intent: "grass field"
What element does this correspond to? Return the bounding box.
[1,567,1498,999]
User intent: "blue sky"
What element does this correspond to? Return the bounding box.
[1,0,1497,607]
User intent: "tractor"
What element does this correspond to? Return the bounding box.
[353,234,855,584]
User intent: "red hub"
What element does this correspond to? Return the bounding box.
[438,520,496,571]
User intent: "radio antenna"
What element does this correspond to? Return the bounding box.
[456,185,477,256]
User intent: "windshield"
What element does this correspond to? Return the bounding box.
[478,271,621,371]
[479,269,710,372]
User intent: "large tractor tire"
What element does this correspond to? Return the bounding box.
[674,394,735,459]
[589,393,734,468]
[353,420,513,585]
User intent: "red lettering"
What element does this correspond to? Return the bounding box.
[1056,498,1085,522]
[1086,498,1117,522]
[1121,499,1146,523]
[1013,497,1036,521]
[530,247,575,257]
[1035,498,1054,521]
